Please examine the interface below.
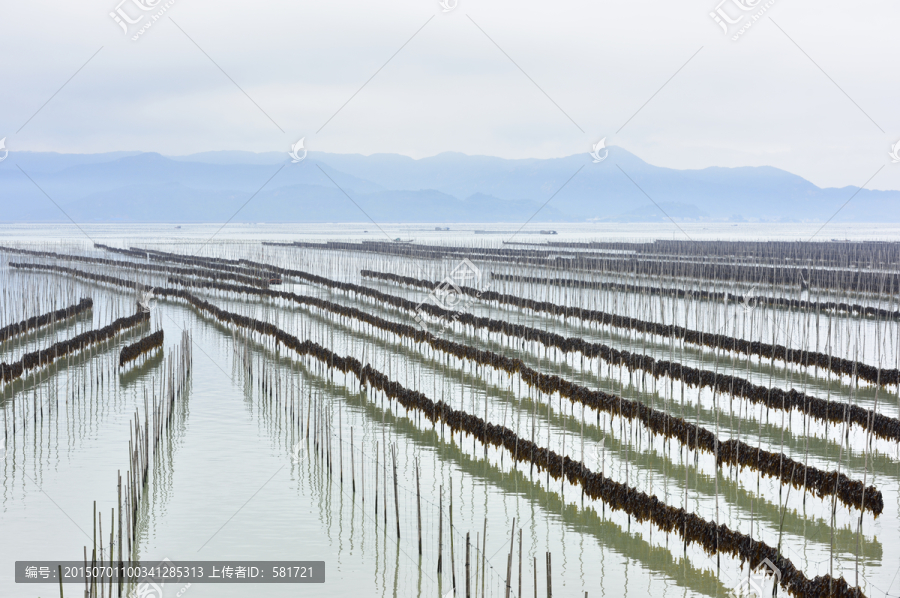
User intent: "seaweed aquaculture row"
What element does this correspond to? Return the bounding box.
[0,310,149,384]
[20,259,896,449]
[360,270,900,443]
[119,330,164,367]
[0,297,93,344]
[488,272,900,322]
[93,243,148,259]
[10,262,154,293]
[129,247,282,281]
[542,239,900,270]
[140,286,866,598]
[136,247,354,291]
[189,259,897,446]
[15,260,886,512]
[173,260,900,444]
[273,240,900,293]
[0,245,271,288]
[161,274,883,515]
[361,268,899,387]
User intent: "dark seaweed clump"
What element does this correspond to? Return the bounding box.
[119,330,164,367]
[0,297,92,343]
[0,309,149,383]
[159,285,869,598]
[12,261,885,515]
[362,269,899,387]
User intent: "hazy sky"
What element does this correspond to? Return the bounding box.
[1,0,898,190]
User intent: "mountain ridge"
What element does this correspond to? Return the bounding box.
[0,147,895,223]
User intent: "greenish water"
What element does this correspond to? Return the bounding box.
[1,224,898,598]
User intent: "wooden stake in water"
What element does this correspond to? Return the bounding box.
[466,532,471,598]
[546,552,552,598]
[416,457,422,556]
[450,477,456,592]
[392,443,400,539]
[505,517,516,598]
[482,517,487,598]
[518,529,523,598]
[437,485,443,575]
[375,441,379,524]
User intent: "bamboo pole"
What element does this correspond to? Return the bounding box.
[438,485,443,575]
[546,552,552,598]
[466,533,471,598]
[392,443,400,539]
[416,457,422,555]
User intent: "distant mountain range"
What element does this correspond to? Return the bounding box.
[1,148,897,223]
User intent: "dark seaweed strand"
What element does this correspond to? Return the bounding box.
[154,286,868,598]
[271,239,899,294]
[358,270,900,443]
[15,259,899,447]
[0,297,93,343]
[360,269,899,388]
[488,273,900,322]
[11,261,885,514]
[93,243,148,259]
[0,245,270,288]
[9,260,877,593]
[162,274,883,516]
[179,258,900,444]
[119,330,164,367]
[0,310,149,383]
[109,245,282,280]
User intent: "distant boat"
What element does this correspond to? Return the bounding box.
[393,238,414,244]
[539,230,557,235]
[175,225,182,229]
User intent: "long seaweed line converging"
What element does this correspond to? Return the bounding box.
[163,284,868,598]
[360,269,898,387]
[0,297,93,343]
[0,310,149,384]
[10,262,885,514]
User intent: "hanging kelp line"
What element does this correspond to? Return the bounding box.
[159,286,869,598]
[0,297,93,343]
[0,309,149,384]
[9,261,882,515]
[119,330,164,368]
[361,269,899,387]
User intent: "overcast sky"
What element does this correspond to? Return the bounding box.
[1,0,898,190]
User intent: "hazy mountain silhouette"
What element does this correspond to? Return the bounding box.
[1,147,896,222]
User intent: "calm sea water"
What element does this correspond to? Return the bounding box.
[1,223,898,598]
